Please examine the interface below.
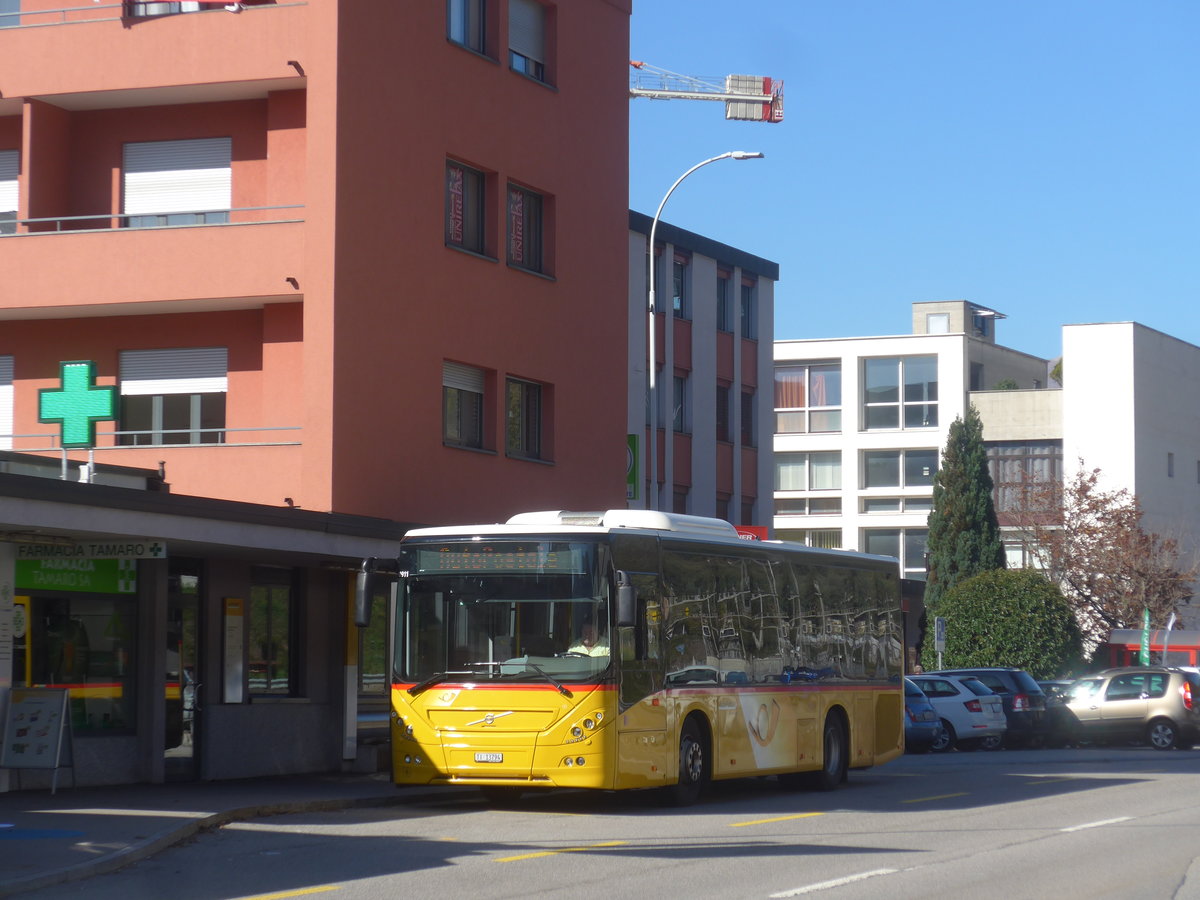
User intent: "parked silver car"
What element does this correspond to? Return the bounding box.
[910,674,1006,752]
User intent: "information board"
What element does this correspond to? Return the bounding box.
[1,687,72,771]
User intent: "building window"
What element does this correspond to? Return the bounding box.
[926,313,950,334]
[740,280,756,339]
[862,448,938,488]
[861,497,932,514]
[0,0,20,27]
[443,362,486,449]
[774,497,842,516]
[716,274,732,332]
[122,138,231,228]
[0,149,16,234]
[118,348,227,445]
[672,375,689,434]
[509,0,546,81]
[775,451,841,491]
[447,0,486,53]
[741,497,755,526]
[716,384,731,442]
[505,377,542,459]
[716,495,731,521]
[249,570,295,696]
[986,440,1063,514]
[774,363,841,433]
[672,257,689,319]
[863,356,938,430]
[0,355,11,450]
[740,388,755,447]
[673,489,689,515]
[446,160,485,254]
[775,529,842,549]
[127,1,202,15]
[506,184,544,272]
[863,528,928,580]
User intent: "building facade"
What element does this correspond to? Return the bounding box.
[0,0,632,526]
[0,0,632,788]
[628,212,778,526]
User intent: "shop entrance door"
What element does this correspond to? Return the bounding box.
[164,563,201,780]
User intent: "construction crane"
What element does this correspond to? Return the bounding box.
[629,60,784,123]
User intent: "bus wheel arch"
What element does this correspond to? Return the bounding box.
[664,711,711,806]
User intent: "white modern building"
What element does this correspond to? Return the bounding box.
[629,211,778,527]
[774,302,1200,629]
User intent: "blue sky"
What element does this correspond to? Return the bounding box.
[628,1,1199,361]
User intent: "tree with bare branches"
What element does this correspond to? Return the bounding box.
[1007,462,1196,649]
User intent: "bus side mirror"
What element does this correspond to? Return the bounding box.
[355,558,385,628]
[616,571,636,627]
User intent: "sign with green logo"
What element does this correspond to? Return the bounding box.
[626,434,639,501]
[16,558,136,594]
[38,360,117,449]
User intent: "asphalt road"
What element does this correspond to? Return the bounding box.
[20,746,1200,900]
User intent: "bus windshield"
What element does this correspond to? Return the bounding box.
[394,539,611,684]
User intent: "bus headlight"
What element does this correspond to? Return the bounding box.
[582,718,596,730]
[571,726,584,739]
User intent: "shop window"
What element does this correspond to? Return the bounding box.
[248,570,295,696]
[15,591,137,735]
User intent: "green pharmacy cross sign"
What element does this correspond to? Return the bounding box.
[38,360,118,449]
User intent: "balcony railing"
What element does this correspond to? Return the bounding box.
[1,205,304,236]
[0,1,301,29]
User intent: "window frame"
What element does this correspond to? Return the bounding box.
[446,0,487,54]
[508,0,547,82]
[117,347,228,446]
[446,160,487,256]
[862,355,938,431]
[506,182,544,273]
[716,273,732,332]
[775,450,842,492]
[774,362,842,434]
[248,568,299,698]
[505,376,543,460]
[740,279,757,339]
[672,255,689,319]
[443,362,487,450]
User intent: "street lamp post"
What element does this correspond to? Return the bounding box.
[646,150,764,511]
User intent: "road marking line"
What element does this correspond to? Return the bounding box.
[496,840,627,862]
[239,886,341,900]
[900,792,967,804]
[1061,816,1133,833]
[769,868,899,897]
[1025,777,1074,785]
[730,813,823,827]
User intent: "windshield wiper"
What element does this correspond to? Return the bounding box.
[528,663,572,697]
[407,663,503,696]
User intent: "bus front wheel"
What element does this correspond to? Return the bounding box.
[665,719,709,806]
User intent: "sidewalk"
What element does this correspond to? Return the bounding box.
[0,772,441,897]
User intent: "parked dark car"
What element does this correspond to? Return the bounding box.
[1039,679,1078,747]
[903,677,944,753]
[1063,667,1200,750]
[929,667,1048,747]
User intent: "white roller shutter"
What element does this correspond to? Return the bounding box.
[0,356,11,450]
[508,0,545,64]
[0,150,17,213]
[120,348,228,396]
[122,138,231,216]
[443,362,485,394]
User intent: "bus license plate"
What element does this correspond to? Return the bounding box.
[474,752,503,763]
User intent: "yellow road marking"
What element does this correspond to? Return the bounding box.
[901,792,968,804]
[730,813,824,827]
[496,840,627,862]
[239,886,341,900]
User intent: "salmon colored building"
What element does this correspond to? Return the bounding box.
[0,0,632,526]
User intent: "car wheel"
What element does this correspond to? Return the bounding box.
[665,718,709,806]
[931,719,956,753]
[1147,718,1179,751]
[980,734,1004,752]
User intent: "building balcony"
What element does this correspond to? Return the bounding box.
[0,214,304,313]
[0,2,307,101]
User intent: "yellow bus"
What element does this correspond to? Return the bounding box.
[362,510,904,804]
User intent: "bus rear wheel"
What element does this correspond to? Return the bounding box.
[665,719,709,806]
[807,714,848,791]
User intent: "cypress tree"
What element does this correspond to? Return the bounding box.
[924,404,1006,615]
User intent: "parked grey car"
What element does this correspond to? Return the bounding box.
[1064,667,1200,750]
